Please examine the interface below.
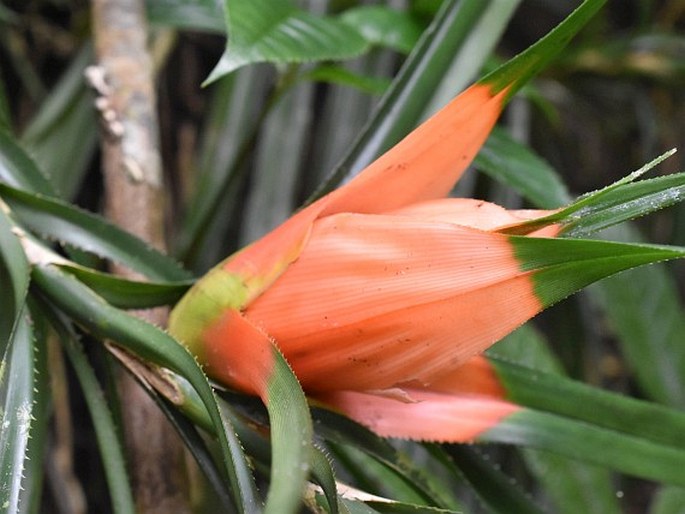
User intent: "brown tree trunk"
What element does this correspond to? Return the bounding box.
[89,1,190,512]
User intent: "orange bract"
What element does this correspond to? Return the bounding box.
[203,309,274,398]
[318,389,519,442]
[316,355,521,441]
[221,84,510,301]
[245,211,544,392]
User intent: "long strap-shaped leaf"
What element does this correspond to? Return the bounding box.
[0,307,47,513]
[310,407,459,508]
[475,126,572,209]
[153,394,235,508]
[57,264,192,309]
[30,265,260,513]
[0,205,29,356]
[260,346,314,514]
[460,355,685,486]
[19,45,98,201]
[0,183,191,282]
[218,398,340,514]
[481,409,685,486]
[490,325,622,514]
[2,199,191,311]
[501,150,685,237]
[37,303,136,514]
[593,233,685,408]
[440,445,546,514]
[308,445,341,514]
[0,130,55,196]
[490,356,685,451]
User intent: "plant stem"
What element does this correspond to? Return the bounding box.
[90,0,190,512]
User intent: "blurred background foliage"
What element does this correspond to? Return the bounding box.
[1,0,685,513]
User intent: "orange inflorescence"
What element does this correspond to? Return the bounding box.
[170,83,558,441]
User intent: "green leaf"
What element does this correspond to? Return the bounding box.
[126,354,316,514]
[491,356,685,451]
[0,206,29,356]
[305,65,390,96]
[482,408,685,486]
[205,0,368,84]
[0,184,191,282]
[0,130,55,197]
[143,387,234,508]
[525,452,620,514]
[328,443,431,507]
[176,66,273,267]
[311,407,455,508]
[490,327,622,514]
[511,236,685,308]
[239,77,316,245]
[30,265,261,513]
[339,6,423,54]
[418,1,520,119]
[58,264,192,309]
[479,0,607,98]
[481,356,685,486]
[474,127,570,209]
[146,0,225,33]
[591,225,685,408]
[262,348,313,514]
[443,445,546,514]
[231,397,463,512]
[650,486,685,514]
[503,150,685,237]
[309,445,340,514]
[38,304,136,514]
[20,45,98,200]
[14,306,49,514]
[0,309,46,514]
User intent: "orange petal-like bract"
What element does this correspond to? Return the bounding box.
[317,388,519,442]
[244,210,547,392]
[169,82,558,442]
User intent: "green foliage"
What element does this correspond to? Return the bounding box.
[338,6,423,54]
[205,0,369,84]
[475,127,570,209]
[2,1,685,513]
[39,304,136,514]
[146,0,225,33]
[491,326,623,514]
[0,311,46,514]
[593,225,685,407]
